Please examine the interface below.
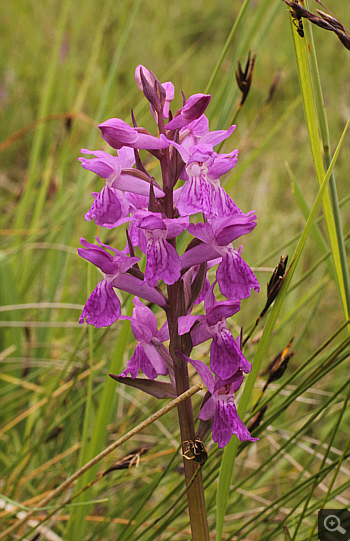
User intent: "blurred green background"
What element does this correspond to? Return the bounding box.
[1,0,349,539]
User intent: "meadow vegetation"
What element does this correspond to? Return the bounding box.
[1,0,349,539]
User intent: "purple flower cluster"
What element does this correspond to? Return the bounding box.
[78,65,259,448]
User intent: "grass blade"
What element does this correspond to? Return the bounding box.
[215,118,349,541]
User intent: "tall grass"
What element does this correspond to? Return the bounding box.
[1,0,349,540]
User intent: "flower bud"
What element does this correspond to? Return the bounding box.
[166,93,211,130]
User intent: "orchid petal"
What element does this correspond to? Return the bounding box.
[113,172,165,198]
[217,249,260,300]
[190,321,213,346]
[210,327,243,379]
[79,281,121,327]
[208,150,239,179]
[166,94,211,130]
[143,343,168,376]
[198,396,216,421]
[145,237,181,287]
[111,274,167,307]
[200,125,236,147]
[181,244,219,270]
[176,351,215,393]
[213,212,257,246]
[84,186,130,228]
[99,118,169,150]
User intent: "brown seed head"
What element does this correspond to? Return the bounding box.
[236,51,256,106]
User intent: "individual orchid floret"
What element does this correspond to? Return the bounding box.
[132,211,189,286]
[179,115,209,152]
[79,147,164,198]
[216,244,260,301]
[165,136,240,217]
[78,237,139,327]
[84,186,130,228]
[99,118,170,151]
[79,147,132,227]
[178,282,251,379]
[78,237,166,327]
[79,146,135,176]
[119,298,169,380]
[179,116,242,154]
[180,213,260,301]
[135,65,175,120]
[79,147,164,228]
[166,93,211,130]
[177,352,258,448]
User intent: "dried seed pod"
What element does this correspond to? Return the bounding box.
[103,447,149,473]
[236,51,256,106]
[282,0,350,50]
[256,255,289,324]
[261,338,295,393]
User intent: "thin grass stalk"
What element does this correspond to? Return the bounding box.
[293,288,324,350]
[64,299,133,540]
[287,163,336,281]
[243,217,349,347]
[262,468,350,541]
[0,384,203,541]
[74,265,95,473]
[253,340,350,434]
[205,0,252,94]
[255,193,350,268]
[308,427,350,541]
[214,0,276,130]
[0,338,88,480]
[72,0,114,113]
[307,478,350,518]
[215,117,349,541]
[289,252,332,292]
[229,448,350,541]
[64,5,144,538]
[291,382,350,540]
[17,449,180,541]
[217,0,282,134]
[229,377,350,499]
[3,374,103,497]
[118,446,181,541]
[0,254,23,366]
[274,275,329,334]
[137,465,204,540]
[13,0,71,233]
[78,0,143,166]
[301,0,350,315]
[289,13,349,327]
[226,96,301,189]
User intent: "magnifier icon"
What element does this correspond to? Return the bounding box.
[324,515,346,534]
